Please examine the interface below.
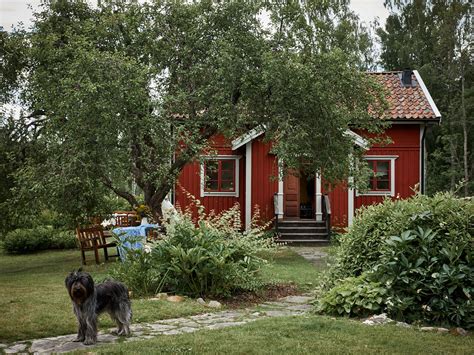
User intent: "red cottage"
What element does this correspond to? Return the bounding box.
[174,70,441,243]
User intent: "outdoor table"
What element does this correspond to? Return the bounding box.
[112,223,159,260]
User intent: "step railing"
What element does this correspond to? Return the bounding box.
[322,194,332,239]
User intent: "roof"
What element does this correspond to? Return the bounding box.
[369,70,441,121]
[232,128,368,150]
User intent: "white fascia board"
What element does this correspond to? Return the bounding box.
[344,129,369,150]
[413,70,442,120]
[231,126,265,150]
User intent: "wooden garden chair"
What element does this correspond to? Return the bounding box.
[75,226,119,265]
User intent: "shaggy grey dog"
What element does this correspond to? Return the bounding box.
[65,270,132,345]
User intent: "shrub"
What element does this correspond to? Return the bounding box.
[319,193,473,328]
[330,192,473,282]
[109,241,164,297]
[3,227,76,253]
[110,199,276,298]
[316,273,387,317]
[374,228,473,327]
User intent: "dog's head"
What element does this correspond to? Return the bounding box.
[65,270,95,305]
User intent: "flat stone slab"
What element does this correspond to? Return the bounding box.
[280,295,314,304]
[3,293,313,353]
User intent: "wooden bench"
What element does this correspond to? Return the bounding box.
[113,211,139,227]
[75,226,119,265]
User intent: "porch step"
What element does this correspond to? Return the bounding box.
[278,232,328,239]
[276,238,330,246]
[278,226,327,232]
[275,219,330,245]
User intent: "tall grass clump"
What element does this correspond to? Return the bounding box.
[317,192,473,328]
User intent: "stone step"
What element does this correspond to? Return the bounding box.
[278,233,329,240]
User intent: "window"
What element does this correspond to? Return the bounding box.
[200,156,240,197]
[357,156,398,196]
[368,160,390,191]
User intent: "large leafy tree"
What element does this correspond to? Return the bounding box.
[1,0,384,222]
[378,0,472,196]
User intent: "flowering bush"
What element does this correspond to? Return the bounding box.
[110,194,276,298]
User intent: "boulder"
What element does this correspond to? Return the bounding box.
[167,295,185,303]
[207,300,222,308]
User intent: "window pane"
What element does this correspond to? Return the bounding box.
[222,170,234,181]
[205,161,218,181]
[377,180,389,190]
[376,162,389,177]
[206,180,218,191]
[221,160,234,171]
[221,180,234,191]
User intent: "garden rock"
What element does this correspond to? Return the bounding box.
[167,295,185,302]
[196,297,206,305]
[362,313,394,326]
[451,327,468,336]
[156,293,168,300]
[420,327,449,333]
[207,300,222,308]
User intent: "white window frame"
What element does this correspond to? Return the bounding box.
[356,155,398,197]
[200,155,241,197]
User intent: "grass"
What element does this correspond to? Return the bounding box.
[0,246,319,344]
[76,315,473,354]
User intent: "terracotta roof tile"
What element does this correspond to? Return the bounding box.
[368,71,440,121]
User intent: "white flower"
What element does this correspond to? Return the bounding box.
[143,245,152,254]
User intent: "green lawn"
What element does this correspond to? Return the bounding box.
[77,315,473,354]
[0,247,319,343]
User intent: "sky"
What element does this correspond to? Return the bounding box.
[0,0,389,31]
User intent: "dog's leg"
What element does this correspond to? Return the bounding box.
[83,314,98,345]
[73,307,86,342]
[112,302,132,336]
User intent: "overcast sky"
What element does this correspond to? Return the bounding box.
[0,0,389,31]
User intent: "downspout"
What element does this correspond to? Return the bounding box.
[421,125,427,194]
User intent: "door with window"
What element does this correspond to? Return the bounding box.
[283,172,300,218]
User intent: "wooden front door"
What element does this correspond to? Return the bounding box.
[284,172,300,217]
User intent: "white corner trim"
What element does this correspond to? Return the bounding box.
[200,155,241,197]
[344,129,369,150]
[356,155,398,197]
[413,70,442,119]
[348,177,355,227]
[315,173,323,221]
[231,126,266,150]
[245,142,252,230]
[277,159,284,219]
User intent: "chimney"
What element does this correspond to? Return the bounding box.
[401,69,413,86]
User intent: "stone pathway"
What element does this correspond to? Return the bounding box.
[0,295,313,354]
[291,246,328,266]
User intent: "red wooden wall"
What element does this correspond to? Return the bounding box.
[251,138,278,223]
[328,124,421,227]
[175,135,246,224]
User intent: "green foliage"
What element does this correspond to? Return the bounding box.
[331,192,473,280]
[375,228,473,327]
[110,200,276,298]
[316,273,387,317]
[319,192,473,328]
[3,227,76,253]
[109,243,164,297]
[1,0,385,223]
